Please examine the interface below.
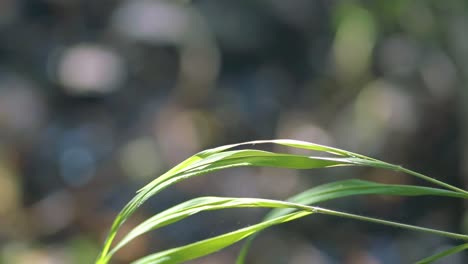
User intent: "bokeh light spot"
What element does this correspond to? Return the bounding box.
[120,137,162,180]
[57,44,125,95]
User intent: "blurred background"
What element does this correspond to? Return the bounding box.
[0,0,467,263]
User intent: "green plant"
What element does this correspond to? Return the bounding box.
[96,139,468,264]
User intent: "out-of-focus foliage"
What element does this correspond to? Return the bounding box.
[0,0,467,263]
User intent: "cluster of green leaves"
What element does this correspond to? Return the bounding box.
[95,140,468,264]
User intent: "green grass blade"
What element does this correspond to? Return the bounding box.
[108,197,318,258]
[123,193,467,264]
[266,179,466,220]
[108,180,465,262]
[262,139,374,159]
[415,243,468,264]
[131,211,311,264]
[196,139,366,158]
[97,139,468,264]
[96,151,207,262]
[97,150,360,263]
[236,180,467,263]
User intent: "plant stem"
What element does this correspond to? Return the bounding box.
[313,207,468,241]
[398,167,468,197]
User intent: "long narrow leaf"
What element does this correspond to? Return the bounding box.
[110,180,464,261]
[415,243,468,264]
[126,193,468,264]
[97,139,468,263]
[236,180,467,263]
[108,197,317,259]
[97,150,360,262]
[265,179,466,220]
[131,211,311,264]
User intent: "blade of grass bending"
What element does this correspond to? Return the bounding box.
[97,151,359,263]
[191,140,468,196]
[265,139,468,196]
[236,180,467,263]
[140,138,356,190]
[98,140,468,263]
[128,197,468,264]
[131,211,312,264]
[108,197,320,259]
[415,243,468,264]
[97,149,292,261]
[265,179,466,220]
[346,158,468,196]
[158,139,468,196]
[96,150,207,262]
[110,180,464,261]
